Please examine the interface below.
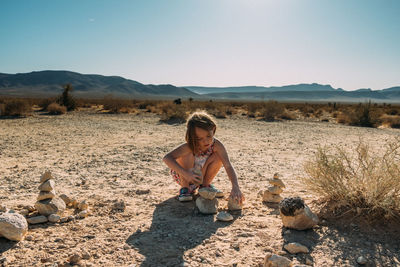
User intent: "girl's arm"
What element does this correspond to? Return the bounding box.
[214,139,244,203]
[163,144,201,185]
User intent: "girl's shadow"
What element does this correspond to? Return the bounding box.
[126,196,237,267]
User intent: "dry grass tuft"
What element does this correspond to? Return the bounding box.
[261,100,285,121]
[47,103,67,115]
[380,114,400,128]
[0,99,32,117]
[303,141,400,220]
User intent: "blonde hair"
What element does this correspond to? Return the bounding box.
[185,111,217,154]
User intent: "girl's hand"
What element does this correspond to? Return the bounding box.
[183,170,202,185]
[230,186,244,204]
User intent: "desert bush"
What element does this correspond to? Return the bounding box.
[380,114,400,128]
[102,96,134,113]
[278,110,296,120]
[1,99,31,117]
[38,97,57,111]
[158,102,188,123]
[303,141,400,220]
[47,102,67,115]
[57,84,76,111]
[261,100,284,121]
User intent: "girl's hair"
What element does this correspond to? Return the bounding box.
[186,111,217,154]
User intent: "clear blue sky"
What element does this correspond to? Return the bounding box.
[1,0,399,90]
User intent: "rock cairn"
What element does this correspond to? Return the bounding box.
[262,173,285,203]
[279,197,318,230]
[34,171,66,217]
[196,187,218,214]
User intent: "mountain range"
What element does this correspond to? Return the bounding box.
[1,70,400,102]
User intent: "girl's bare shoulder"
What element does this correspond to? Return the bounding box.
[168,143,192,157]
[213,138,225,151]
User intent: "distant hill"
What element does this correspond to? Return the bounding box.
[0,70,198,98]
[185,84,400,102]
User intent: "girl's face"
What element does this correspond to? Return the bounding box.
[194,126,214,152]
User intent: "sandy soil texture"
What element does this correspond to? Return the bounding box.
[1,110,400,267]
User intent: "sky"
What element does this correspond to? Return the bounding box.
[1,0,399,91]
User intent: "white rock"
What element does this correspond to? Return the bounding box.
[48,214,61,223]
[198,187,217,200]
[262,191,283,203]
[77,210,89,218]
[35,196,66,216]
[38,179,55,192]
[40,171,53,183]
[284,242,309,254]
[0,213,28,241]
[268,186,283,195]
[357,256,368,265]
[264,253,292,267]
[37,190,56,201]
[27,215,48,224]
[77,200,89,211]
[196,197,218,214]
[227,197,243,211]
[216,211,233,222]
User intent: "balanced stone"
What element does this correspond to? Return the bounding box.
[216,211,233,222]
[196,197,218,214]
[268,186,283,195]
[37,190,56,201]
[0,213,28,241]
[59,194,72,206]
[27,215,48,224]
[38,179,55,192]
[263,191,283,203]
[40,171,53,183]
[284,242,309,254]
[35,196,66,216]
[228,197,243,211]
[198,187,217,200]
[279,197,318,230]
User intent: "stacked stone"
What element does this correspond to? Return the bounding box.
[262,173,285,203]
[31,171,66,224]
[196,187,218,214]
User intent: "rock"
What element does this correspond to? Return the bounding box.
[112,200,126,212]
[48,214,61,223]
[227,197,243,211]
[216,211,233,222]
[269,178,286,188]
[279,197,318,230]
[27,215,48,224]
[196,197,218,214]
[77,210,89,218]
[25,235,33,241]
[0,205,7,213]
[37,190,56,201]
[69,253,81,264]
[81,249,91,260]
[357,256,368,265]
[19,209,29,216]
[60,217,68,223]
[77,200,89,211]
[263,191,283,203]
[40,171,53,183]
[284,242,309,254]
[25,205,36,212]
[264,253,292,267]
[70,199,78,208]
[198,187,217,200]
[267,186,283,195]
[59,194,72,205]
[0,213,28,241]
[67,215,75,221]
[35,196,66,216]
[38,179,55,192]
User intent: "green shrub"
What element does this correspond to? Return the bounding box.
[303,141,400,220]
[57,84,76,111]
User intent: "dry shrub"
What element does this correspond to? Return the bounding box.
[1,99,31,117]
[38,98,57,111]
[278,110,296,120]
[47,102,67,115]
[261,100,284,121]
[158,102,188,123]
[380,114,400,128]
[102,97,134,113]
[303,141,400,220]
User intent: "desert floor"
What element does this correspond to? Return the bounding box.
[1,110,400,267]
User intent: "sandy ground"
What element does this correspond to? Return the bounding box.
[1,110,400,267]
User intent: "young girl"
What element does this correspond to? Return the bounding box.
[163,111,245,203]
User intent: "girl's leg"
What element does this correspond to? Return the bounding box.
[176,154,195,188]
[201,153,223,187]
